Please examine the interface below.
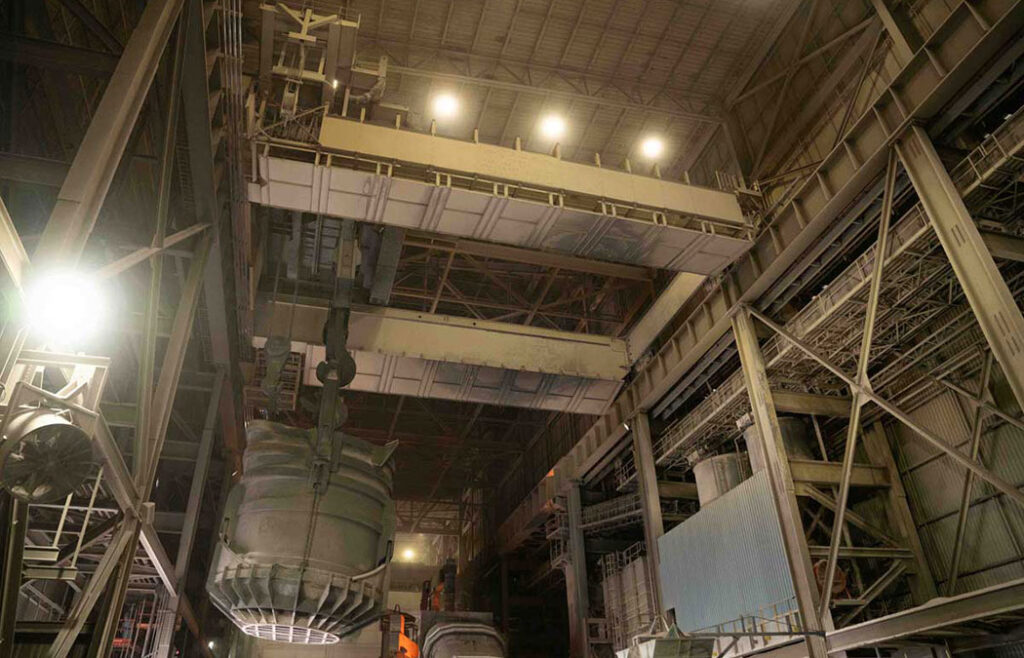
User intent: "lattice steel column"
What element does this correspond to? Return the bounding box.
[732,308,828,658]
[32,0,184,269]
[0,497,26,658]
[565,483,590,658]
[861,423,937,605]
[631,412,664,612]
[154,370,225,657]
[896,125,1024,416]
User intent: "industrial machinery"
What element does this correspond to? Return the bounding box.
[206,420,397,644]
[381,560,506,658]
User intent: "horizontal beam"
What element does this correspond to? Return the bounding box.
[790,460,890,488]
[257,297,629,381]
[404,233,655,281]
[0,152,70,187]
[981,230,1024,262]
[746,578,1024,658]
[830,577,1024,651]
[251,119,751,275]
[773,390,852,417]
[657,481,699,500]
[807,546,913,559]
[317,118,745,228]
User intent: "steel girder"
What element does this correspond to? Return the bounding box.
[31,0,184,269]
[896,124,1024,414]
[498,0,1024,553]
[564,485,590,658]
[630,412,664,613]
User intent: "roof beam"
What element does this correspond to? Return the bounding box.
[0,34,118,76]
[387,63,721,125]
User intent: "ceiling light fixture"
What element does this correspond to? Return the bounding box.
[539,114,566,140]
[23,271,106,348]
[432,93,459,120]
[640,136,665,160]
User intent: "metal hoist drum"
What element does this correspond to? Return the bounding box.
[206,421,397,645]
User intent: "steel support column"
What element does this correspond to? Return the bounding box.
[746,306,1024,511]
[732,308,828,658]
[0,498,27,658]
[32,0,184,269]
[181,0,244,472]
[818,149,898,615]
[154,369,224,657]
[896,124,1024,415]
[136,6,188,484]
[48,517,139,658]
[631,412,664,612]
[947,352,994,594]
[564,484,589,658]
[141,234,212,498]
[860,424,937,605]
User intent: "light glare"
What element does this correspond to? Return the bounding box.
[24,271,105,347]
[640,136,664,159]
[539,115,566,140]
[432,94,459,119]
[402,548,416,561]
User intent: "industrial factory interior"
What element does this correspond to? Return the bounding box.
[4,0,1024,656]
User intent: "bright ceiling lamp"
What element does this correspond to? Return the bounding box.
[402,548,416,561]
[23,270,106,348]
[539,114,566,140]
[431,93,459,120]
[640,136,665,159]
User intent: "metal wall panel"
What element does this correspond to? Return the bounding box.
[657,471,796,631]
[894,392,1024,593]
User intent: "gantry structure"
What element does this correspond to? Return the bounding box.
[1,0,1024,657]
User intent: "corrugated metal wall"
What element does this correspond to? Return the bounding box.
[657,470,796,631]
[891,391,1024,594]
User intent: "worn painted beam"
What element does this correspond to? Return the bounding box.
[772,390,853,417]
[897,124,1024,415]
[732,307,828,658]
[789,460,890,488]
[256,298,629,381]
